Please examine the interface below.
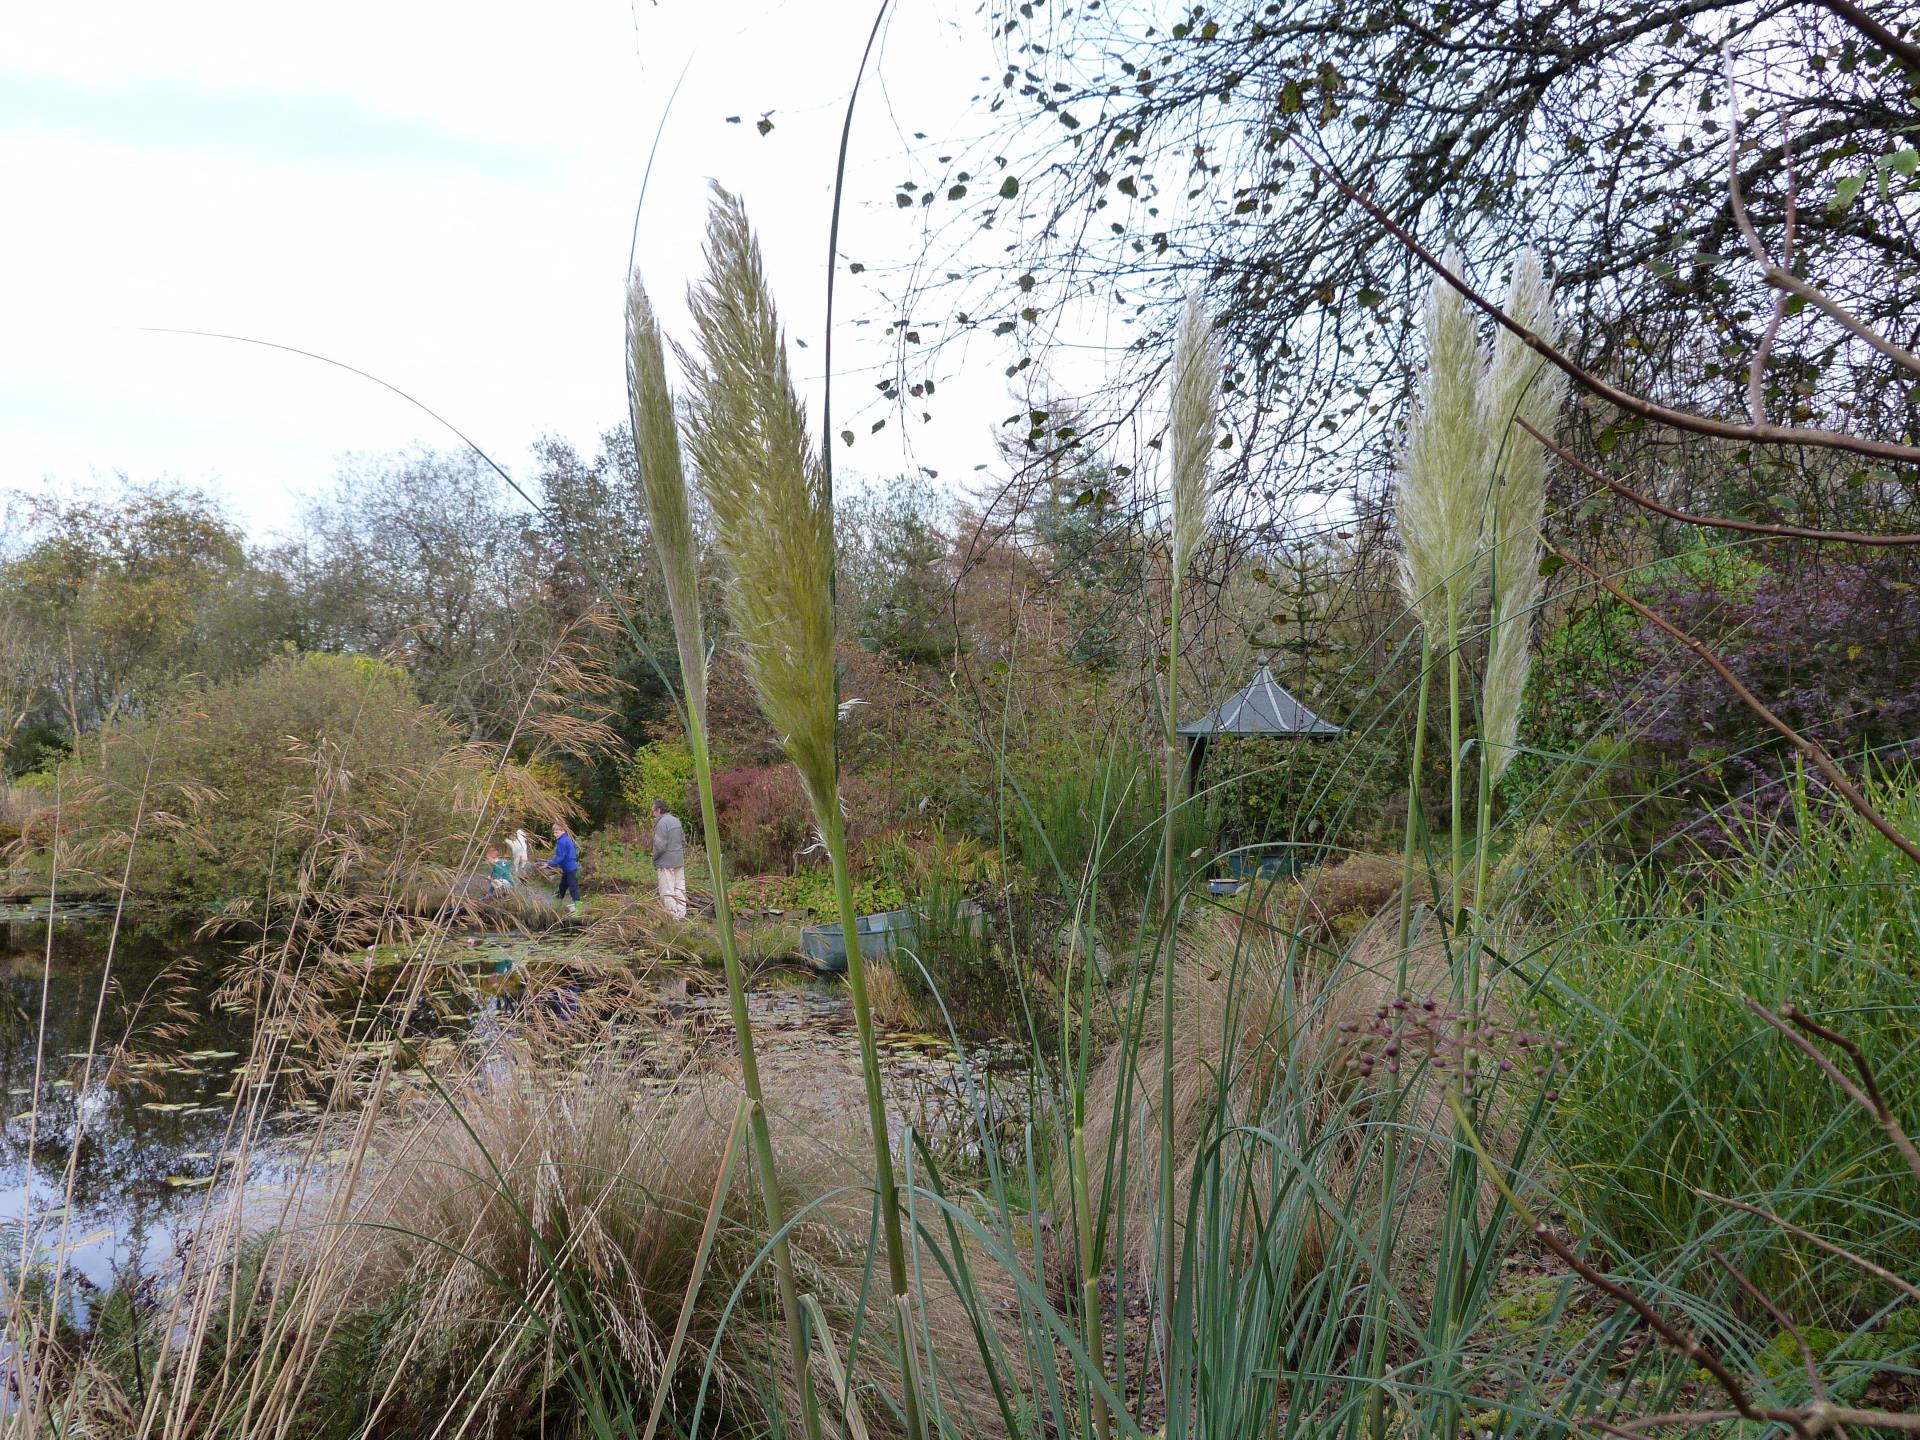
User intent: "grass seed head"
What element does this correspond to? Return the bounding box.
[1479,250,1564,781]
[1399,248,1487,636]
[679,184,839,817]
[1169,290,1220,588]
[626,269,708,732]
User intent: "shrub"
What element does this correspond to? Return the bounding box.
[710,764,886,877]
[523,755,585,826]
[1619,557,1920,850]
[710,764,815,876]
[621,739,697,819]
[729,868,904,917]
[1520,546,1920,854]
[1206,729,1401,857]
[51,652,561,916]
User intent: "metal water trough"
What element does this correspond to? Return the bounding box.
[1225,847,1301,882]
[800,909,918,974]
[800,902,989,974]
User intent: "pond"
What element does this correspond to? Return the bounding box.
[0,904,1029,1302]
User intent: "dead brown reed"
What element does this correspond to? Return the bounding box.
[1243,853,1430,945]
[1076,908,1498,1282]
[298,1062,1006,1439]
[864,962,923,1032]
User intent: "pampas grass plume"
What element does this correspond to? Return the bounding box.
[1399,248,1485,634]
[1479,251,1564,781]
[1169,291,1220,587]
[679,184,839,816]
[626,270,709,731]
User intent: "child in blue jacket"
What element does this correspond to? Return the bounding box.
[544,824,581,913]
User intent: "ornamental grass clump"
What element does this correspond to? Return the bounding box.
[678,182,921,1439]
[1153,289,1219,1390]
[628,267,818,1440]
[1392,247,1564,928]
[1382,248,1564,1435]
[310,1072,930,1438]
[1078,913,1471,1281]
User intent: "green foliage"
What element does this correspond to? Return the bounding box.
[1,482,290,734]
[1205,731,1399,855]
[1541,772,1920,1308]
[3,721,71,779]
[731,868,904,917]
[1504,538,1766,843]
[1031,469,1144,673]
[588,835,657,890]
[56,652,559,911]
[839,475,954,665]
[1005,739,1208,905]
[874,827,1017,1039]
[622,739,697,817]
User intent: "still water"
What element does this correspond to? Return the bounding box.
[0,905,1022,1301]
[0,909,285,1295]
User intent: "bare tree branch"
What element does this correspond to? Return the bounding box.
[1710,1248,1843,1436]
[1305,141,1920,465]
[1520,418,1920,545]
[1699,1190,1920,1304]
[1727,86,1920,384]
[1809,0,1920,71]
[1747,999,1920,1183]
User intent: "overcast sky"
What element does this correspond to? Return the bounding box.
[0,0,1038,539]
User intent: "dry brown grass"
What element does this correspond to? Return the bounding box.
[1240,852,1438,946]
[303,1058,1010,1439]
[1077,903,1502,1284]
[865,961,922,1032]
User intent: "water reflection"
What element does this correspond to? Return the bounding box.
[0,914,263,1290]
[0,910,1031,1297]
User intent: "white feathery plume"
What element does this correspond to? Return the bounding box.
[625,270,708,733]
[1478,251,1565,782]
[678,184,839,819]
[1398,248,1486,635]
[1168,291,1220,588]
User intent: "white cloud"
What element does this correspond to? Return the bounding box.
[0,0,1031,539]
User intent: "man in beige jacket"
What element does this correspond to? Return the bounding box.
[651,798,688,919]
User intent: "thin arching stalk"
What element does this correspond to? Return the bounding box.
[1370,641,1435,1439]
[690,709,822,1440]
[1446,582,1466,933]
[1158,291,1215,1398]
[1158,577,1182,1391]
[680,185,924,1440]
[821,799,924,1437]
